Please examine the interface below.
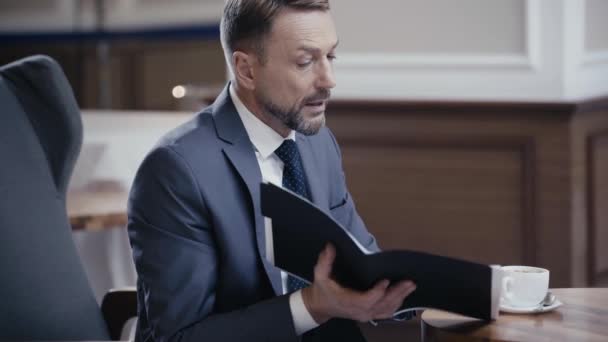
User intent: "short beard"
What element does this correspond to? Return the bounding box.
[259,90,330,136]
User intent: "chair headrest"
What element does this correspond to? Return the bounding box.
[0,55,82,196]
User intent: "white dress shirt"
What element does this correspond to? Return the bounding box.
[229,85,319,335]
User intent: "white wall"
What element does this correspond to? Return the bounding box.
[585,0,608,52]
[0,0,76,30]
[1,0,606,101]
[332,0,608,102]
[74,110,193,189]
[0,0,224,30]
[563,0,608,100]
[333,0,527,55]
[331,0,547,101]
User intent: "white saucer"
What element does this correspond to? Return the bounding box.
[499,298,563,314]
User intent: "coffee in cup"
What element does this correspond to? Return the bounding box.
[501,265,549,308]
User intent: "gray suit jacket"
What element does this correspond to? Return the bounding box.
[128,86,379,342]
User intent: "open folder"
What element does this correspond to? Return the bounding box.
[260,182,502,320]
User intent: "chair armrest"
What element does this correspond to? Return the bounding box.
[101,287,138,340]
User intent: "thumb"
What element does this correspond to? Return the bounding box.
[314,243,336,281]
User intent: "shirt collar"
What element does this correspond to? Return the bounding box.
[229,83,295,159]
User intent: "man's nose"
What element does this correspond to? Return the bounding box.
[316,60,336,90]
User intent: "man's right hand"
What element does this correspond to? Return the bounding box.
[300,244,417,324]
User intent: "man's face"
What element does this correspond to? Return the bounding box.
[252,9,338,135]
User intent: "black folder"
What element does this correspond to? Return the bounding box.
[260,182,500,320]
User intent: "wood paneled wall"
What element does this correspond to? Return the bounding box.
[588,132,608,284]
[327,99,608,287]
[575,102,608,287]
[0,39,226,110]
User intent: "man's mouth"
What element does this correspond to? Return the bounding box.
[305,100,325,107]
[304,101,327,114]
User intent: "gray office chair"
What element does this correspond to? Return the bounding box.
[0,55,136,340]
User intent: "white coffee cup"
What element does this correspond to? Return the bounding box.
[501,265,549,308]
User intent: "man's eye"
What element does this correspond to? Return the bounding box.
[328,54,337,61]
[297,60,313,68]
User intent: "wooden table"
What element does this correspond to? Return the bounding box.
[421,288,608,342]
[67,190,128,231]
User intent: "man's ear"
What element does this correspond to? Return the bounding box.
[232,51,256,90]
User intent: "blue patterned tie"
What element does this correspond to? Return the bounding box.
[275,139,311,292]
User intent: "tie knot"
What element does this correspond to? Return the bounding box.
[275,139,299,165]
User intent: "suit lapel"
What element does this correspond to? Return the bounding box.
[297,134,329,212]
[213,87,282,295]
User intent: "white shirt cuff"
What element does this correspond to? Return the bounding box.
[289,290,319,335]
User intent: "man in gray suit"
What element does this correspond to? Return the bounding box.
[127,1,416,341]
